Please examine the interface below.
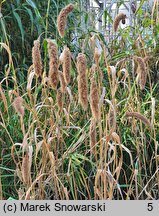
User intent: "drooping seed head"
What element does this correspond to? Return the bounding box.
[111,132,121,144]
[125,112,151,128]
[57,4,74,37]
[113,13,127,32]
[134,56,147,90]
[13,96,24,117]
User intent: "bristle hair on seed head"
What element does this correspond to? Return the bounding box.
[48,40,59,89]
[125,112,151,127]
[58,71,67,93]
[63,46,71,85]
[77,53,88,110]
[113,13,127,32]
[90,64,98,77]
[21,151,29,184]
[90,77,100,120]
[32,39,42,77]
[56,88,63,112]
[77,53,87,74]
[77,75,88,111]
[89,119,96,154]
[135,56,147,90]
[57,4,74,38]
[144,56,151,63]
[108,107,116,131]
[13,96,25,117]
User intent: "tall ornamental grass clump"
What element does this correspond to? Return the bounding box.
[0,0,159,200]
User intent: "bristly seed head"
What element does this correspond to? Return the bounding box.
[63,46,71,85]
[13,96,25,117]
[58,70,67,93]
[90,77,100,120]
[89,118,96,154]
[21,151,30,184]
[48,40,59,89]
[56,88,63,112]
[125,112,151,128]
[77,53,88,111]
[32,39,43,77]
[57,4,74,38]
[90,64,98,77]
[134,56,147,90]
[113,13,127,32]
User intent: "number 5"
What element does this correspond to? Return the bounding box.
[147,203,153,211]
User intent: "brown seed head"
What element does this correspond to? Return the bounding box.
[77,53,87,76]
[13,96,24,117]
[125,112,151,127]
[77,53,88,110]
[21,151,29,184]
[108,107,116,131]
[144,56,151,63]
[48,40,59,89]
[111,132,121,144]
[135,56,147,90]
[90,64,98,77]
[89,119,96,154]
[56,88,63,112]
[32,40,42,77]
[63,46,71,85]
[58,71,67,93]
[57,4,74,37]
[90,77,100,120]
[113,13,127,32]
